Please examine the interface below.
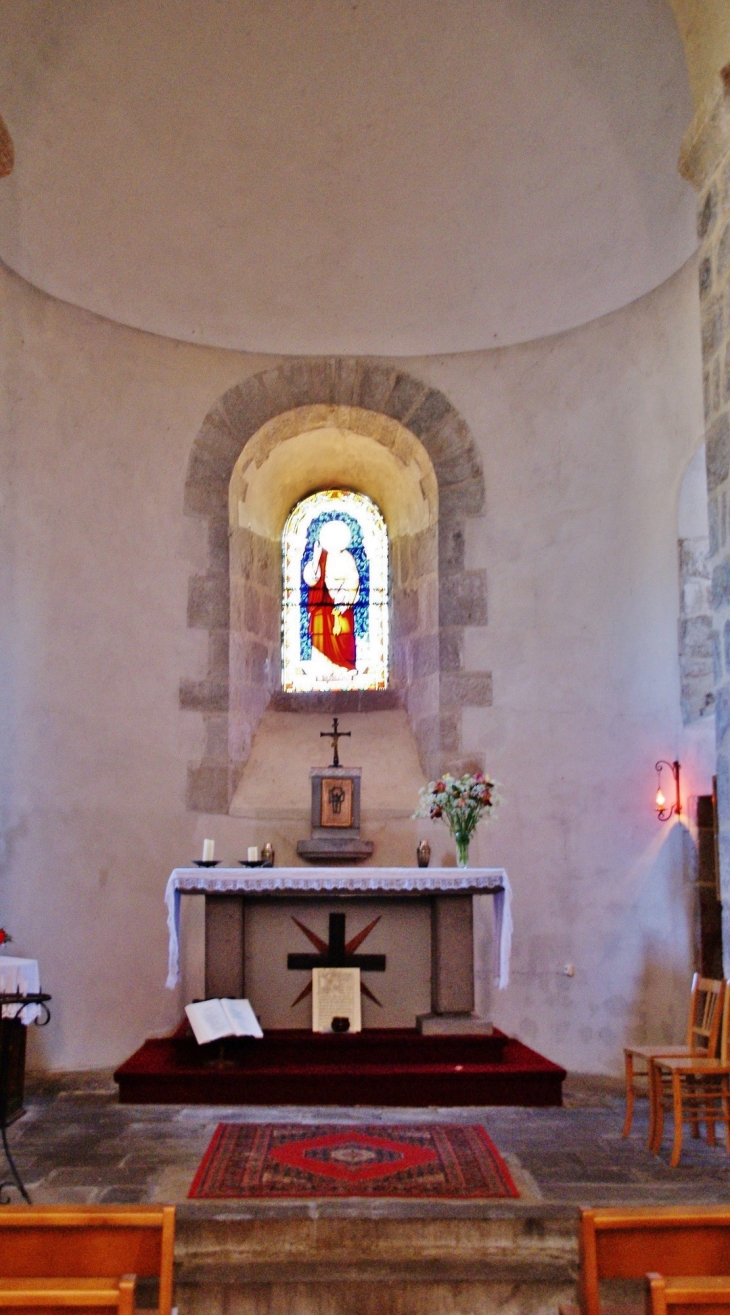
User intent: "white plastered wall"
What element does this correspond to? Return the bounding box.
[0,254,710,1072]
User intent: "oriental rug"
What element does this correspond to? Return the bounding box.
[188,1122,519,1199]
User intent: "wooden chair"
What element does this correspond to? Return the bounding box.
[0,1277,136,1315]
[0,1208,174,1315]
[561,1206,730,1315]
[650,986,730,1167]
[623,975,725,1138]
[646,1274,730,1315]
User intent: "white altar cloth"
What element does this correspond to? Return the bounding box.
[165,866,512,992]
[0,956,41,1022]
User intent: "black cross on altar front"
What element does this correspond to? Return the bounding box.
[287,913,386,1008]
[287,912,385,972]
[321,717,350,768]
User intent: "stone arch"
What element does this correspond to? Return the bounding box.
[181,359,490,814]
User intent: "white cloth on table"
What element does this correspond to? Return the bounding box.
[0,956,41,1022]
[164,866,512,992]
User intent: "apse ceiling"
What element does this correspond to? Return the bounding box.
[0,0,697,356]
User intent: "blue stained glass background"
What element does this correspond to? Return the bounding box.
[299,510,370,660]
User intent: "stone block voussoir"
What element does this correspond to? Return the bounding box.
[707,412,730,492]
[700,255,713,300]
[439,520,466,573]
[356,363,396,414]
[702,296,724,360]
[439,477,485,519]
[219,375,273,443]
[405,389,454,441]
[382,372,428,424]
[719,222,730,282]
[699,183,718,240]
[332,358,360,407]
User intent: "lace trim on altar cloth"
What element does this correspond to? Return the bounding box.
[164,867,513,993]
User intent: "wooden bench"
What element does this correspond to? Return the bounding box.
[646,1275,730,1315]
[0,1277,136,1315]
[559,1207,730,1315]
[0,1208,174,1315]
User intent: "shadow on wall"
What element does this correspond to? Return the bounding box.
[623,822,698,1048]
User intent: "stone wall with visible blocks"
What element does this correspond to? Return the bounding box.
[680,66,730,967]
[678,535,713,724]
[182,362,491,811]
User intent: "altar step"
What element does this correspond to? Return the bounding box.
[173,1202,577,1315]
[114,1027,566,1106]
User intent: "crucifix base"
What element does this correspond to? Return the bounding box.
[298,766,374,864]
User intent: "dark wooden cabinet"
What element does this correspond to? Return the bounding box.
[0,1016,27,1122]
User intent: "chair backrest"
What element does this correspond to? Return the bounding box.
[578,1207,730,1315]
[0,1208,174,1315]
[646,1274,730,1315]
[0,1276,136,1315]
[688,977,725,1057]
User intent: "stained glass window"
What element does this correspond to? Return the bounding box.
[281,490,389,692]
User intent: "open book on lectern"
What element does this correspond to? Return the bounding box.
[185,998,263,1045]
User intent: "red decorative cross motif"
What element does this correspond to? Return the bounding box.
[288,912,384,1007]
[267,1131,437,1183]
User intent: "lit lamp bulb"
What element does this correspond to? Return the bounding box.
[654,759,680,821]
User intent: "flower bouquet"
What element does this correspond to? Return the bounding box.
[414,772,499,867]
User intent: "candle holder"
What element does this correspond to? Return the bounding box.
[194,859,220,868]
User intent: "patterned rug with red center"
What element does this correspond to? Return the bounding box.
[188,1123,519,1199]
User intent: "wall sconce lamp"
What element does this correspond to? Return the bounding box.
[655,759,681,821]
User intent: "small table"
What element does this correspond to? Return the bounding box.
[0,990,51,1203]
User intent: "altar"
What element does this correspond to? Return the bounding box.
[116,865,566,1106]
[165,866,512,1034]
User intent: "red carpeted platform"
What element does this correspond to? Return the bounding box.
[114,1026,566,1106]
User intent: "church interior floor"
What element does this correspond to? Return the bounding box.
[7,1070,730,1211]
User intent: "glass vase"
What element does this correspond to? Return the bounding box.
[454,831,471,868]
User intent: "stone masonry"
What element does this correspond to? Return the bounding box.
[678,534,714,724]
[680,66,730,968]
[182,361,491,813]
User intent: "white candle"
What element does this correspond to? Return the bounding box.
[202,839,215,862]
[247,845,259,862]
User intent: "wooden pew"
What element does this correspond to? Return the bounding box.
[0,1277,136,1315]
[646,1274,730,1315]
[559,1207,730,1315]
[0,1209,174,1315]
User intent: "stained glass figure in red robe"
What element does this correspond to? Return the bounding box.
[302,520,360,672]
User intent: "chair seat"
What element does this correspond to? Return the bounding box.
[662,1278,730,1298]
[654,1056,730,1073]
[626,1045,693,1059]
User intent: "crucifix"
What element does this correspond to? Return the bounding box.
[288,912,385,1006]
[321,716,350,768]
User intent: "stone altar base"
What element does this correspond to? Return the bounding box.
[114,1026,566,1107]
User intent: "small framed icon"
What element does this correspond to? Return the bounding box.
[320,776,354,828]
